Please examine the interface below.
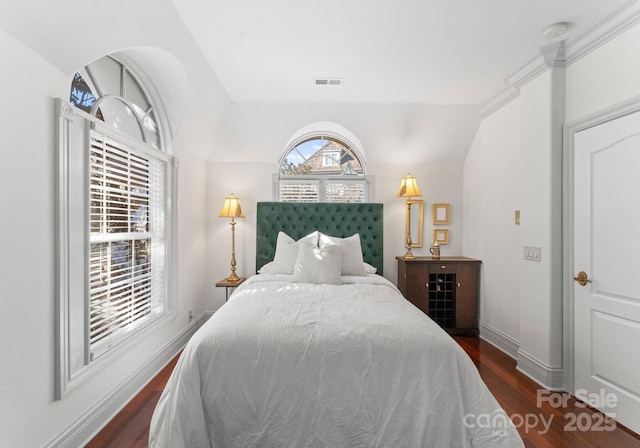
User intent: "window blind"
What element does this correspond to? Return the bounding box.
[325,180,366,203]
[88,130,166,358]
[278,179,367,203]
[279,179,320,202]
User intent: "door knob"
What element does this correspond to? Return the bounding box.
[573,271,592,286]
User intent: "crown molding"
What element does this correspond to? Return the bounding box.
[481,0,640,117]
[480,85,520,119]
[504,41,567,90]
[565,0,640,65]
[503,53,549,91]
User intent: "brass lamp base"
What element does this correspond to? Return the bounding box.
[225,217,242,283]
[403,234,415,259]
[403,247,416,259]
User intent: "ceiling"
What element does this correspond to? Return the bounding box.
[171,0,631,105]
[0,0,633,112]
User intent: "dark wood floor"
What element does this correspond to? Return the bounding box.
[87,337,640,447]
[454,337,640,448]
[85,354,179,448]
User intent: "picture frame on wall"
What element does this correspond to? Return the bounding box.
[433,229,449,244]
[433,203,450,225]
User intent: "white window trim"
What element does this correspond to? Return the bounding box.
[277,128,370,203]
[55,99,178,399]
[280,122,367,165]
[278,132,367,177]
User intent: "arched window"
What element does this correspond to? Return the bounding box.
[278,132,368,202]
[56,54,177,398]
[69,55,165,150]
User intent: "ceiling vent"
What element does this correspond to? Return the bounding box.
[315,78,344,86]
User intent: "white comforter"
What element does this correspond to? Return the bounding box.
[149,274,523,448]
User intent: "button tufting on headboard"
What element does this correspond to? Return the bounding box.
[256,202,384,275]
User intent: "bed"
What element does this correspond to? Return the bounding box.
[149,202,523,448]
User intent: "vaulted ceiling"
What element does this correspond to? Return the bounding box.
[170,0,630,105]
[0,0,634,162]
[0,0,631,108]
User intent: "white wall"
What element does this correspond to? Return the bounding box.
[566,23,640,123]
[0,27,228,446]
[463,99,522,345]
[208,103,480,164]
[464,66,565,386]
[0,29,69,448]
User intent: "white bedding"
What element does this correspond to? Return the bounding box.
[149,274,523,448]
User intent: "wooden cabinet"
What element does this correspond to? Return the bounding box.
[397,256,480,336]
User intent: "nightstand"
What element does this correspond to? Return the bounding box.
[216,277,246,301]
[396,256,481,336]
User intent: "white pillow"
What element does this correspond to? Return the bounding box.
[293,241,342,284]
[318,233,367,276]
[363,262,377,274]
[257,261,278,274]
[266,231,319,274]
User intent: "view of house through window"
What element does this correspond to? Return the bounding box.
[279,135,367,202]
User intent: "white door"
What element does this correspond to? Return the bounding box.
[573,110,640,434]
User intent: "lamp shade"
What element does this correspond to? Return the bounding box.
[396,173,422,198]
[219,194,245,218]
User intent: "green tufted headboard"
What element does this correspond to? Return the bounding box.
[256,202,384,275]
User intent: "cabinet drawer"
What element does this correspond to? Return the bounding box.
[430,263,457,274]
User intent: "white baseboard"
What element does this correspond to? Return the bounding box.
[478,320,564,391]
[46,312,213,448]
[478,321,520,359]
[516,349,564,391]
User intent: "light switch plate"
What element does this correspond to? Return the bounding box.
[523,246,541,262]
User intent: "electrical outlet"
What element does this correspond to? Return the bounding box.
[188,309,194,321]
